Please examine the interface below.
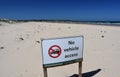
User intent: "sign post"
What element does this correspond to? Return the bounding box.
[41,36,84,77]
[79,62,82,77]
[43,67,48,77]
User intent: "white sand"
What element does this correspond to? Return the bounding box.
[0,21,120,77]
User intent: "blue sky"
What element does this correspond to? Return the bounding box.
[0,0,120,21]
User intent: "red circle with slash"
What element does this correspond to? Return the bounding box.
[48,45,62,58]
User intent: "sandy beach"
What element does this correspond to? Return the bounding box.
[0,21,120,77]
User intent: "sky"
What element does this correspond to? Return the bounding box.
[0,0,120,21]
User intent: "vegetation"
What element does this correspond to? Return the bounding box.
[0,18,120,26]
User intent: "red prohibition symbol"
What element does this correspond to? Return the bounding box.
[48,45,62,58]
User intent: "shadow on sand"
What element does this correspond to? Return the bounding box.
[70,69,101,77]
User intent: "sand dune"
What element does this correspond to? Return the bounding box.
[0,21,120,77]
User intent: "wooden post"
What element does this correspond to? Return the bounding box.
[78,62,82,77]
[43,67,48,77]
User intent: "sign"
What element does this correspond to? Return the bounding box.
[41,36,83,67]
[48,45,62,58]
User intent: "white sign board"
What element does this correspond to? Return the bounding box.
[41,36,83,67]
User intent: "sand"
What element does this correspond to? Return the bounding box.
[0,21,120,77]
